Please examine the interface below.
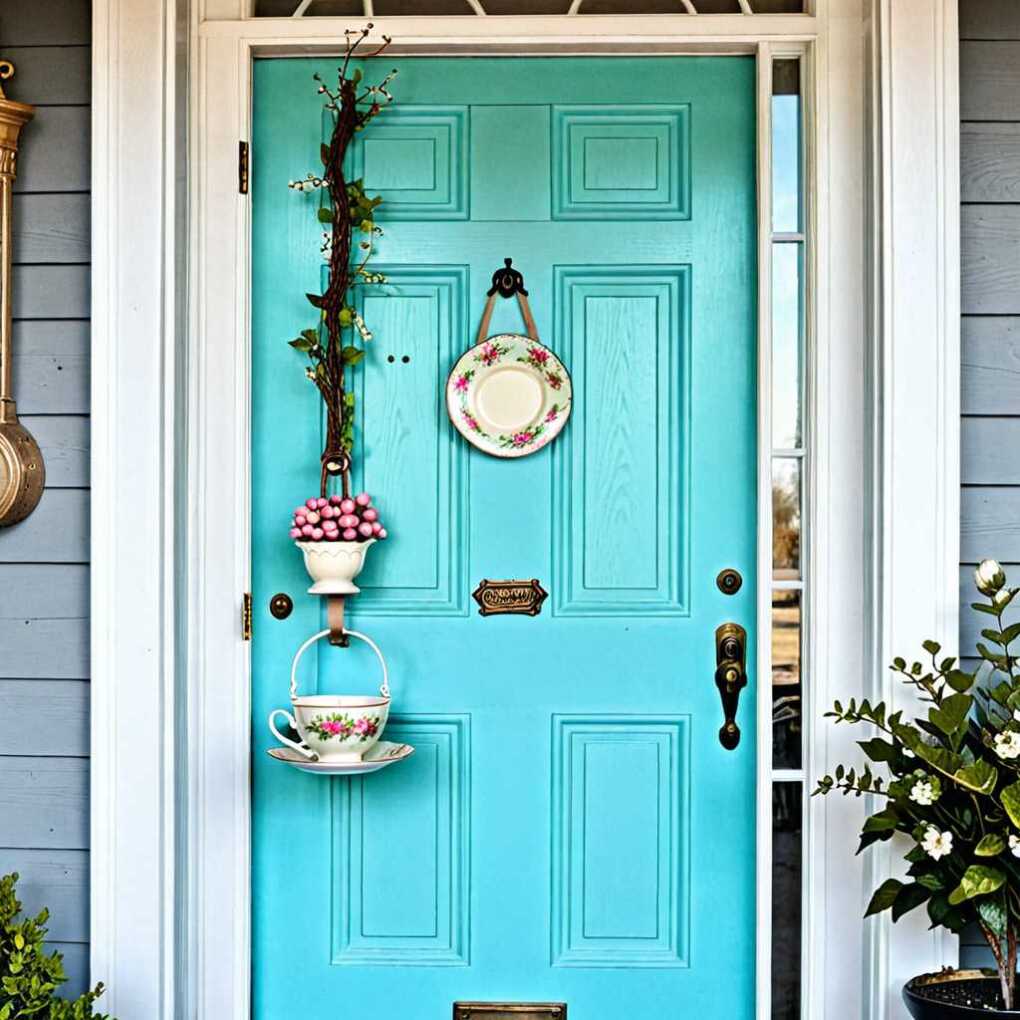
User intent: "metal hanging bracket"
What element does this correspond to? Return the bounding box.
[487,257,527,298]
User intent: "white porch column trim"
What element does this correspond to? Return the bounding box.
[866,1,961,1017]
[90,0,181,1017]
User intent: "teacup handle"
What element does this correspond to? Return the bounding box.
[289,628,390,701]
[268,708,318,761]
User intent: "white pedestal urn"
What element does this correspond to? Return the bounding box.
[298,538,376,595]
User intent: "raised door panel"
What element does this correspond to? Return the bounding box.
[350,268,469,615]
[552,106,690,220]
[553,267,690,616]
[349,106,469,220]
[551,716,689,968]
[331,715,470,966]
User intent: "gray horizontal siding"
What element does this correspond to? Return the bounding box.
[961,124,1020,202]
[12,321,90,415]
[0,849,88,941]
[13,194,90,264]
[959,0,1020,972]
[961,206,1020,314]
[962,316,1020,413]
[960,41,1020,121]
[15,107,90,193]
[960,0,1020,40]
[0,2,92,1000]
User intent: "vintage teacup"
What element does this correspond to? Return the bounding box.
[269,694,390,762]
[268,627,391,763]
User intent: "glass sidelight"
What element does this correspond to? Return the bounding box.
[770,55,806,1020]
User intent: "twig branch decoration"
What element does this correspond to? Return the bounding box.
[287,26,396,497]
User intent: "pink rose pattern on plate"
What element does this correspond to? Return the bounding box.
[305,712,380,742]
[449,335,572,456]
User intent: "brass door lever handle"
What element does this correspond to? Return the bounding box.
[715,622,747,750]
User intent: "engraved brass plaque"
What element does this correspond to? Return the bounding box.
[454,1004,565,1020]
[472,578,548,617]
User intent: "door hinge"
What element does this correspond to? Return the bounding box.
[242,592,253,641]
[238,141,249,195]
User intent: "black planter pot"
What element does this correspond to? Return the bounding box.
[904,970,1020,1019]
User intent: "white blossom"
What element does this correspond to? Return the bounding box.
[1010,834,1020,859]
[975,559,1007,596]
[921,827,953,861]
[995,730,1020,760]
[909,780,937,806]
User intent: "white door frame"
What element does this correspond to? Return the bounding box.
[89,3,960,1019]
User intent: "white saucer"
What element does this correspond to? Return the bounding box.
[267,740,414,775]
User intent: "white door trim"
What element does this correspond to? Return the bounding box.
[90,5,960,1019]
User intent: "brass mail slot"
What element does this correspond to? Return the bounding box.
[454,1004,566,1020]
[472,578,548,617]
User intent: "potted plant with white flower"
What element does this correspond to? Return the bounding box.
[817,559,1020,1017]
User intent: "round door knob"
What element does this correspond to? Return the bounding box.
[269,593,293,620]
[716,568,743,595]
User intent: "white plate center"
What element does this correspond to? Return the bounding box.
[475,367,543,429]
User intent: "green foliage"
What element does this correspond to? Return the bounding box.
[948,865,1006,905]
[816,561,1020,999]
[0,872,113,1020]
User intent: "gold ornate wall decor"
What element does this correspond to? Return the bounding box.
[0,61,44,527]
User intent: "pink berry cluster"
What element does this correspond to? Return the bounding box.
[289,492,388,543]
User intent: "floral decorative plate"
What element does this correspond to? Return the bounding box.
[446,334,572,458]
[267,741,414,776]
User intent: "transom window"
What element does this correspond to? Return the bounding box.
[253,0,808,17]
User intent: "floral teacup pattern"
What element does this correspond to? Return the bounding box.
[305,712,380,742]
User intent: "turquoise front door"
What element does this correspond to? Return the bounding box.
[252,56,757,1020]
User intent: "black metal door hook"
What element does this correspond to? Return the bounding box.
[488,258,527,298]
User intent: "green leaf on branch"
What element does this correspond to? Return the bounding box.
[975,833,1006,856]
[858,738,897,763]
[306,292,325,309]
[321,142,330,166]
[992,681,1013,706]
[923,640,942,656]
[978,643,1010,670]
[865,878,903,917]
[978,897,1008,936]
[317,207,334,224]
[947,864,1005,905]
[929,693,973,736]
[915,742,963,777]
[916,872,945,891]
[973,601,1002,616]
[1002,621,1020,645]
[288,337,313,352]
[927,894,953,926]
[862,808,901,833]
[1000,782,1020,828]
[857,828,894,853]
[982,629,1006,647]
[954,758,997,795]
[341,346,364,365]
[892,882,932,921]
[946,669,975,693]
[891,721,922,752]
